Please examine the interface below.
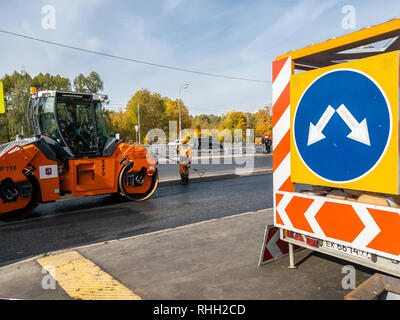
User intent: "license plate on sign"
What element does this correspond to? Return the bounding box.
[320,240,373,261]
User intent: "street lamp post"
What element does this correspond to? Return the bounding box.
[137,92,144,144]
[178,83,190,140]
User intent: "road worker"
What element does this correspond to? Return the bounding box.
[178,137,192,185]
[265,136,272,154]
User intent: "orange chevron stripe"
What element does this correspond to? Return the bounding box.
[272,57,289,83]
[315,202,365,243]
[272,83,290,127]
[285,196,314,233]
[367,208,400,256]
[273,131,290,171]
[279,176,294,192]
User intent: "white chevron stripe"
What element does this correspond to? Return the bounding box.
[272,58,292,106]
[304,197,326,237]
[276,193,293,228]
[273,153,290,192]
[351,203,381,247]
[266,228,282,258]
[273,106,290,151]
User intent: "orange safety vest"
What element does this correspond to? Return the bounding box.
[178,144,192,159]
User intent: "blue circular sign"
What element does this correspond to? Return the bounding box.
[294,69,391,183]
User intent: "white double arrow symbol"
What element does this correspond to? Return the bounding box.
[307,104,370,147]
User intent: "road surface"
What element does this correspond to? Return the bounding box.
[0,174,273,267]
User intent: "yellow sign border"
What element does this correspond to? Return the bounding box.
[290,51,399,194]
[0,81,4,114]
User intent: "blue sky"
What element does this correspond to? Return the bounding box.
[0,0,399,115]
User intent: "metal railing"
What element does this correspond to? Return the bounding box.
[143,143,268,158]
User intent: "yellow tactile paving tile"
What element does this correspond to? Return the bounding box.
[37,251,141,300]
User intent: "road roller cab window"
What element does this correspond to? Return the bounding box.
[56,94,98,155]
[39,97,61,143]
[94,101,108,152]
[30,95,62,143]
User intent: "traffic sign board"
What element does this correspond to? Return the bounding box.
[290,52,399,194]
[294,69,391,183]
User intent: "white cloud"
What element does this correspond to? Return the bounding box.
[241,0,337,63]
[163,0,184,11]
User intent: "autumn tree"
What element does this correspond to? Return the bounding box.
[165,98,191,139]
[108,109,131,139]
[222,111,248,141]
[254,106,272,138]
[223,111,247,130]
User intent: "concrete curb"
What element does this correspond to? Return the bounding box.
[159,168,273,186]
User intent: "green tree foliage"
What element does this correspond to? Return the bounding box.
[190,114,224,130]
[73,71,104,93]
[122,90,195,143]
[0,70,104,144]
[190,114,224,137]
[31,73,71,91]
[73,74,86,92]
[1,70,33,141]
[124,90,168,142]
[0,113,9,142]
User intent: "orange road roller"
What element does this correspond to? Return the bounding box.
[0,89,159,219]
